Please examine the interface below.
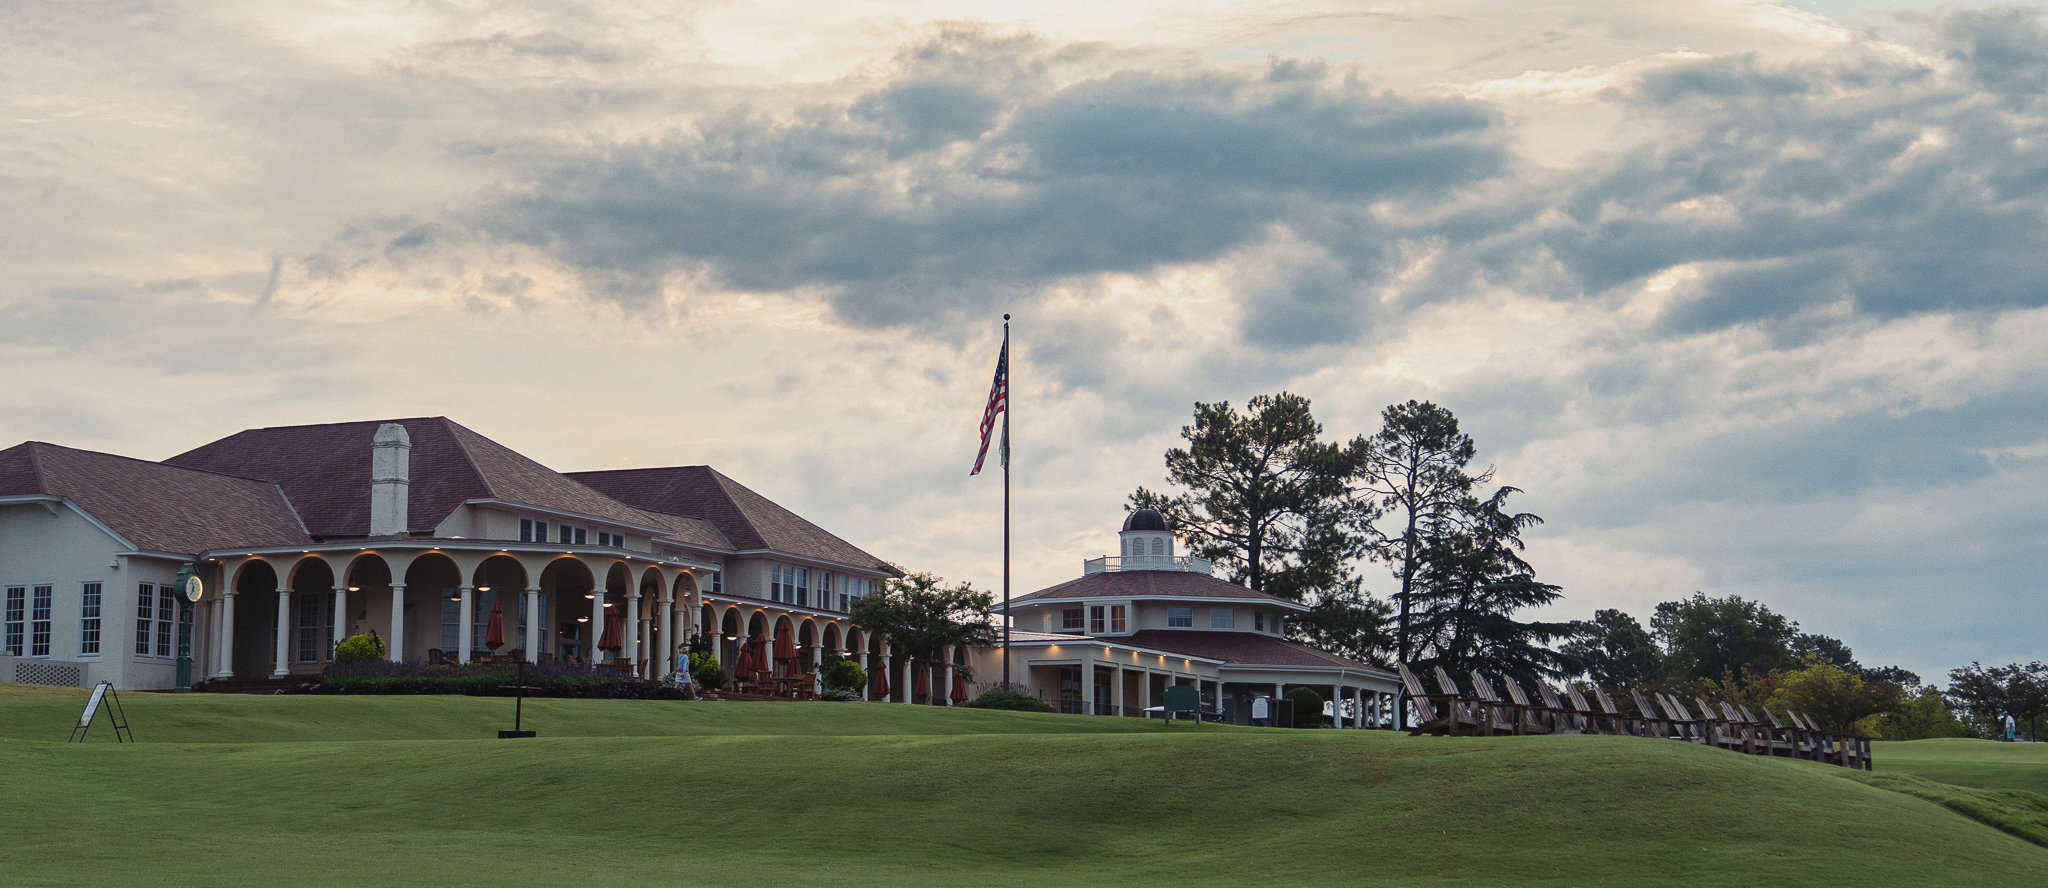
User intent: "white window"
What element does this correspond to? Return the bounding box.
[1168,606,1193,628]
[819,573,833,610]
[795,568,809,607]
[535,521,549,543]
[711,571,722,595]
[439,592,462,652]
[156,588,175,657]
[1255,611,1267,632]
[574,527,587,545]
[296,592,332,662]
[520,518,534,542]
[770,566,785,603]
[558,525,572,544]
[1210,608,1235,629]
[1061,608,1084,631]
[3,586,23,655]
[31,585,52,656]
[134,584,153,656]
[1110,605,1127,633]
[1150,538,1165,556]
[1089,606,1105,634]
[79,582,102,655]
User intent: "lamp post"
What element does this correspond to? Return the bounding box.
[174,565,203,693]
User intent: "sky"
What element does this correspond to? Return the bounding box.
[4,0,2043,683]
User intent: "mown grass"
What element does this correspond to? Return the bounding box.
[3,685,2045,886]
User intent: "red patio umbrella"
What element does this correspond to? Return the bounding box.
[773,631,797,672]
[868,660,890,699]
[914,663,932,702]
[951,669,969,705]
[598,607,624,652]
[483,602,506,651]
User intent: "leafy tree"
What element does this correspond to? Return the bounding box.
[1870,686,1969,740]
[850,572,998,665]
[1402,486,1570,682]
[1561,609,1664,687]
[1859,665,1923,688]
[1946,661,2048,740]
[1357,401,1487,689]
[1294,587,1395,666]
[1130,393,1375,603]
[1284,686,1326,728]
[1790,633,1858,671]
[1650,592,1798,684]
[1762,661,1902,734]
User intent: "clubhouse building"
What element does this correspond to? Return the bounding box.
[966,509,1401,727]
[2,417,1398,727]
[0,417,898,693]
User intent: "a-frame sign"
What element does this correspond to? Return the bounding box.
[69,681,133,742]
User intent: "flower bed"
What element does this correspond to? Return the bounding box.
[318,659,685,699]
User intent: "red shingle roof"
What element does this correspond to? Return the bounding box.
[165,417,680,540]
[0,441,309,554]
[1118,630,1390,674]
[1014,570,1305,609]
[570,466,892,573]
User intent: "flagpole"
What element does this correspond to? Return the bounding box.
[1001,313,1012,689]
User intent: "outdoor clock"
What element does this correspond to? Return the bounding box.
[181,574,205,603]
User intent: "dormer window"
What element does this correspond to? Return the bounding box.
[1089,606,1105,633]
[1061,608,1084,631]
[1210,608,1235,629]
[1255,611,1267,632]
[1168,606,1192,628]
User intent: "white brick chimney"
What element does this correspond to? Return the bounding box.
[369,422,411,536]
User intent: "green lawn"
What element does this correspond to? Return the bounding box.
[4,685,2045,886]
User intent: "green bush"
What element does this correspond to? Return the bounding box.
[823,658,866,692]
[964,689,1053,712]
[333,633,386,663]
[1285,687,1325,728]
[697,666,729,692]
[821,688,861,702]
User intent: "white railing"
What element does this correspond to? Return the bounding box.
[1082,555,1214,575]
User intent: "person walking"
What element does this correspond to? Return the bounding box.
[2003,711,2018,742]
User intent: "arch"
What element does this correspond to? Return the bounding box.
[1150,538,1165,556]
[822,624,842,659]
[284,554,331,588]
[471,553,530,591]
[227,558,281,678]
[340,551,393,590]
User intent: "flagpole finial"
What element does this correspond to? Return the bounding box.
[1003,313,1010,321]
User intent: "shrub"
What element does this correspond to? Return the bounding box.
[964,689,1053,712]
[333,633,386,663]
[316,659,684,699]
[823,658,866,693]
[821,688,861,702]
[696,667,729,692]
[1285,687,1325,727]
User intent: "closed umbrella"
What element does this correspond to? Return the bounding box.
[484,602,506,651]
[773,631,797,673]
[869,660,890,699]
[598,607,624,652]
[915,663,931,702]
[951,669,969,705]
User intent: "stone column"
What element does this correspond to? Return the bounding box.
[813,645,824,699]
[1333,684,1346,729]
[331,585,348,658]
[899,655,911,704]
[1111,666,1125,716]
[590,588,604,666]
[941,649,954,707]
[523,587,541,663]
[1140,671,1152,713]
[625,590,641,672]
[456,585,474,663]
[1080,659,1095,715]
[859,650,870,701]
[213,590,237,678]
[272,588,291,677]
[657,595,674,678]
[1354,688,1366,729]
[388,585,406,663]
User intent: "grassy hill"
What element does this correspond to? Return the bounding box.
[3,685,2044,887]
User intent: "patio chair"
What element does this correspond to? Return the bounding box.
[1656,694,1707,744]
[1716,702,1762,755]
[1563,684,1606,734]
[1466,670,1521,736]
[1753,706,1805,758]
[1629,689,1674,740]
[1398,664,1466,735]
[1692,697,1739,751]
[1593,686,1639,736]
[1499,675,1557,735]
[1537,683,1587,734]
[1434,666,1490,736]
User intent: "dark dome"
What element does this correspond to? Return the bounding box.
[1122,508,1169,532]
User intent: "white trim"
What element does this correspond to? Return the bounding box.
[460,498,675,536]
[0,495,137,550]
[1016,593,1311,613]
[724,549,894,579]
[1218,663,1399,681]
[699,593,855,624]
[197,540,721,574]
[1004,638,1229,666]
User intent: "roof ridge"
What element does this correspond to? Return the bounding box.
[570,464,712,475]
[23,440,285,488]
[435,418,502,500]
[234,415,447,433]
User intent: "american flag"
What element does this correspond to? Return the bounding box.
[969,338,1008,476]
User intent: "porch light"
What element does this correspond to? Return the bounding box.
[347,586,360,592]
[577,617,589,623]
[584,593,595,600]
[477,586,491,593]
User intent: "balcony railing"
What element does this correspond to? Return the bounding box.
[1082,555,1214,575]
